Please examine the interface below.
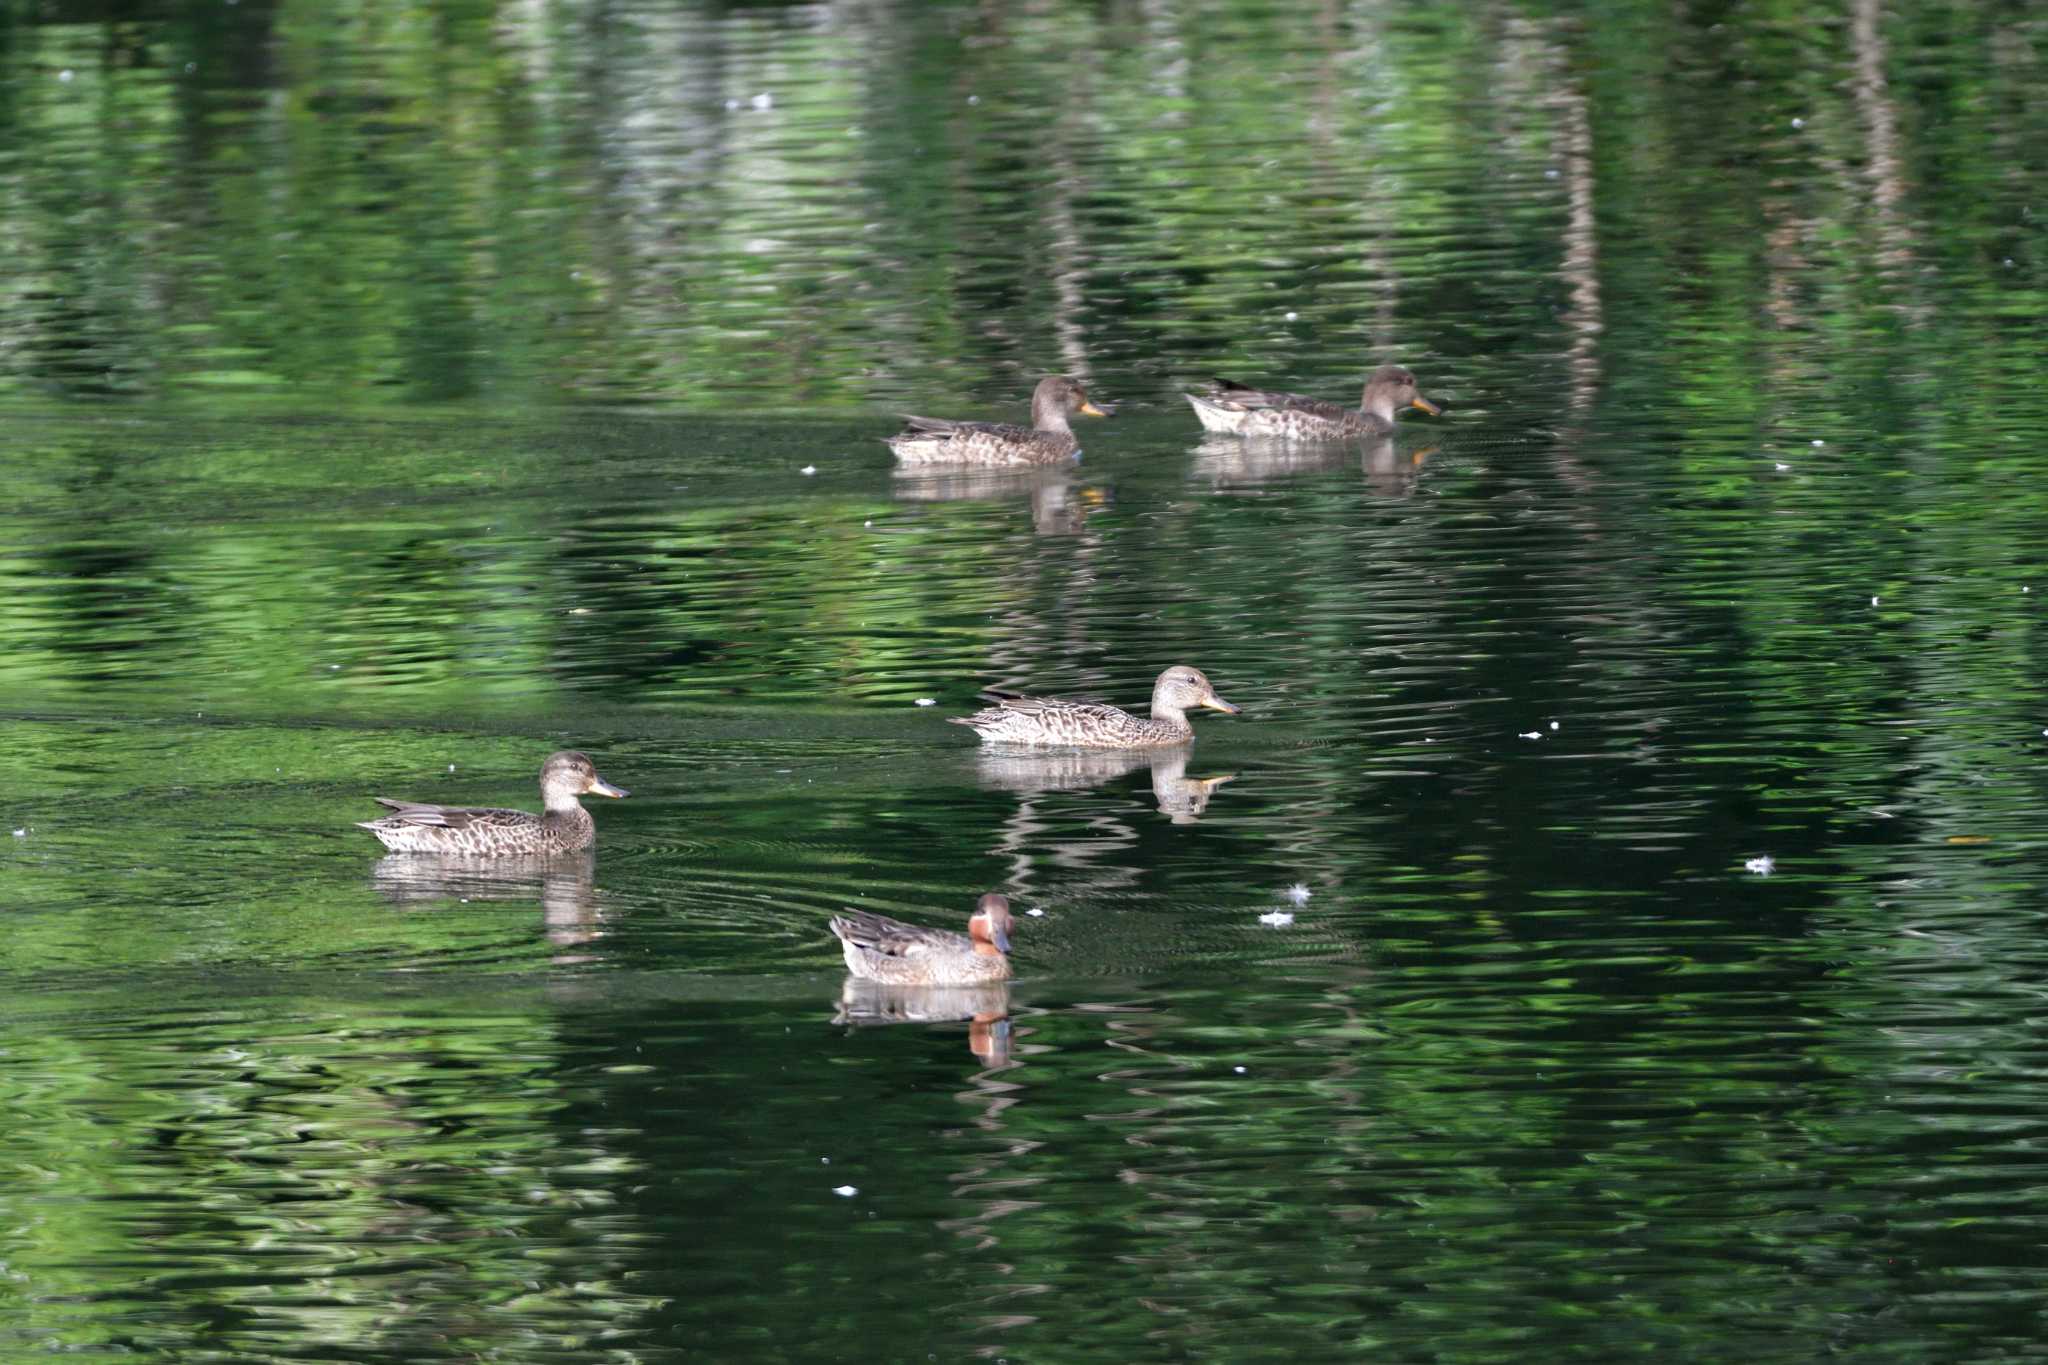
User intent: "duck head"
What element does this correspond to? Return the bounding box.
[1149,666,1242,723]
[1360,365,1441,423]
[540,750,630,807]
[1031,375,1111,431]
[969,892,1015,955]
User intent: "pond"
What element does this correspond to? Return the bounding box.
[4,1,2048,1359]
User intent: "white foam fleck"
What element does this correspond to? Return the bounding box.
[1259,911,1295,927]
[1744,856,1775,876]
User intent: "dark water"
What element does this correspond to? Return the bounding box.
[5,1,2048,1359]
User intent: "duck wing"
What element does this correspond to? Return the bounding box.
[1207,378,1357,424]
[367,800,531,832]
[830,910,961,959]
[894,417,1037,442]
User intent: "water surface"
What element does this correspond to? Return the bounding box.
[4,1,2048,1359]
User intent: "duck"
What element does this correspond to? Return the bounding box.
[830,893,1016,985]
[951,665,1241,749]
[1186,363,1440,439]
[356,750,628,856]
[885,375,1108,466]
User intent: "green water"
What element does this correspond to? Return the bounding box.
[5,1,2048,1360]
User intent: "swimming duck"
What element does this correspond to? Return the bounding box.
[1186,364,1440,439]
[830,893,1016,985]
[951,665,1241,749]
[356,750,628,856]
[885,375,1108,466]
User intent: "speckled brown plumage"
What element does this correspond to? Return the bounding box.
[951,666,1242,749]
[356,750,628,856]
[1187,364,1440,439]
[886,375,1108,466]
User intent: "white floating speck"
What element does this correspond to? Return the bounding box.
[1871,596,1880,606]
[966,94,979,105]
[914,698,936,707]
[863,519,872,528]
[800,465,817,476]
[1544,167,1560,179]
[1283,883,1311,905]
[1744,856,1775,876]
[1775,462,1791,472]
[2023,586,2030,593]
[1790,117,1805,129]
[1025,908,1046,918]
[820,1157,830,1164]
[1811,439,1825,447]
[58,69,75,83]
[11,829,25,838]
[1283,311,1298,321]
[1519,730,1543,740]
[723,98,739,111]
[832,1185,857,1197]
[750,92,773,111]
[448,764,456,772]
[1232,1065,1248,1074]
[1549,721,1559,731]
[1259,911,1295,927]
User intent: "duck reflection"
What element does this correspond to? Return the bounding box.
[891,464,1109,535]
[369,852,603,954]
[1190,433,1431,497]
[973,746,1235,824]
[834,978,1015,1067]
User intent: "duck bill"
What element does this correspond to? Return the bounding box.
[1200,696,1243,716]
[1077,399,1110,418]
[589,778,630,799]
[1409,395,1442,417]
[991,925,1013,953]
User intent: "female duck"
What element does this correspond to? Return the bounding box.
[830,893,1016,985]
[886,375,1108,466]
[951,665,1241,749]
[356,750,628,856]
[1187,363,1440,439]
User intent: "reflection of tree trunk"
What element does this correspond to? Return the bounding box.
[1555,79,1601,417]
[1044,171,1092,385]
[1851,0,1920,302]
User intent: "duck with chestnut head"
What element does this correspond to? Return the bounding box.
[830,893,1017,986]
